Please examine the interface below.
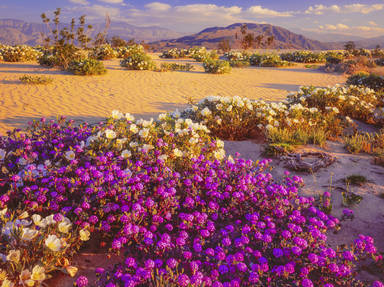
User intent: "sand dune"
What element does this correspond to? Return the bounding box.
[0,55,346,134]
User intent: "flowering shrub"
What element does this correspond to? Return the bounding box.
[347,72,384,92]
[68,58,107,75]
[203,59,231,74]
[90,44,117,60]
[280,51,325,63]
[0,45,42,62]
[160,48,189,59]
[189,47,218,62]
[157,63,194,72]
[114,44,145,59]
[120,50,155,70]
[224,51,249,61]
[250,54,291,67]
[228,60,250,68]
[287,85,384,125]
[0,209,88,286]
[94,157,381,286]
[19,75,53,85]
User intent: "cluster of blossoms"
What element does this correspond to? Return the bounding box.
[188,47,219,62]
[223,51,249,61]
[95,157,382,286]
[203,59,232,74]
[120,48,155,71]
[0,209,88,286]
[160,48,190,59]
[90,44,117,60]
[181,84,384,141]
[249,54,291,68]
[280,51,328,63]
[0,45,42,62]
[114,44,145,59]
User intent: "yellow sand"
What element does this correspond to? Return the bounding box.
[0,55,346,135]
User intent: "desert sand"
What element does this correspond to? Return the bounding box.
[0,54,346,134]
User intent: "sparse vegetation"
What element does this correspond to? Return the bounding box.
[19,75,54,85]
[343,174,368,186]
[203,58,231,74]
[68,58,107,75]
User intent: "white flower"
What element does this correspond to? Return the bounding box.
[333,107,339,113]
[173,109,181,118]
[79,229,90,241]
[65,151,75,161]
[266,124,274,131]
[121,150,132,159]
[139,128,150,138]
[86,136,97,147]
[129,141,138,148]
[158,113,167,120]
[214,149,225,160]
[216,140,224,148]
[58,221,72,234]
[226,105,233,112]
[141,144,154,152]
[45,235,61,251]
[111,110,123,119]
[125,113,135,121]
[105,129,117,139]
[0,149,6,160]
[173,149,183,157]
[18,158,27,166]
[32,214,46,228]
[130,124,138,133]
[192,105,198,112]
[21,228,38,241]
[201,107,212,117]
[158,154,168,161]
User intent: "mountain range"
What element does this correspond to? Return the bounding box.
[0,19,383,51]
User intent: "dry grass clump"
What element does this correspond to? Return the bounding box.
[19,75,54,85]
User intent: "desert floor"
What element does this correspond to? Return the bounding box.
[0,54,346,134]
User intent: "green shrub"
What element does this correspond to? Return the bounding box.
[228,59,250,68]
[160,48,189,59]
[68,58,107,75]
[38,53,57,67]
[0,45,42,62]
[120,51,155,70]
[19,75,53,85]
[280,51,325,63]
[326,55,344,65]
[224,51,249,61]
[203,59,231,74]
[157,63,194,72]
[90,44,117,60]
[115,45,145,58]
[347,72,384,91]
[343,174,368,186]
[250,54,291,67]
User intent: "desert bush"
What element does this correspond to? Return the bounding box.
[250,53,291,67]
[228,59,250,68]
[0,45,42,62]
[90,44,117,60]
[344,130,384,155]
[115,44,145,58]
[120,50,155,70]
[160,48,189,59]
[325,56,376,74]
[68,58,107,75]
[280,51,325,63]
[347,72,384,92]
[287,85,383,125]
[157,63,194,72]
[0,209,88,286]
[203,59,231,74]
[224,51,249,61]
[189,47,218,62]
[19,75,53,85]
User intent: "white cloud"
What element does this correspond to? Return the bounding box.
[145,2,171,12]
[97,0,124,4]
[305,5,340,15]
[247,5,292,17]
[319,23,349,31]
[344,4,384,14]
[174,4,242,16]
[305,3,383,15]
[69,0,89,5]
[369,21,378,26]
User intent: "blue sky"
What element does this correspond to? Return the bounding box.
[1,0,384,38]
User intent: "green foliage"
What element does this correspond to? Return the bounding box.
[280,51,326,63]
[120,51,155,70]
[347,72,384,92]
[115,44,145,59]
[343,175,368,186]
[263,143,296,157]
[19,75,53,85]
[0,45,42,62]
[90,44,117,60]
[157,63,194,72]
[203,59,231,74]
[160,48,189,59]
[68,58,107,75]
[228,59,250,68]
[250,54,291,67]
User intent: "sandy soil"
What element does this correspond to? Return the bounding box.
[0,55,345,134]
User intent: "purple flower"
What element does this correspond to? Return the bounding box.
[76,276,88,287]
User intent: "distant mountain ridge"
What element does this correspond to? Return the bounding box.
[1,19,383,50]
[151,23,342,50]
[0,18,183,45]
